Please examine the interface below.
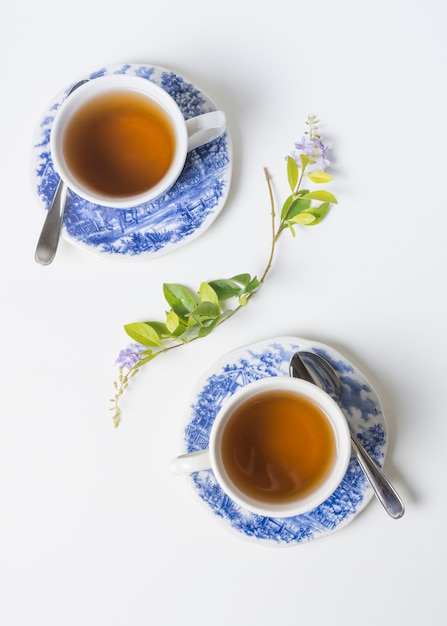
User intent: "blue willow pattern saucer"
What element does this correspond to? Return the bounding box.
[33,64,232,261]
[182,337,387,546]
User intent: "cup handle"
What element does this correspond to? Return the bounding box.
[171,449,211,474]
[186,111,226,151]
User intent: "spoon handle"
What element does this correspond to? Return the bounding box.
[34,78,89,266]
[350,435,405,519]
[290,351,405,519]
[34,179,68,265]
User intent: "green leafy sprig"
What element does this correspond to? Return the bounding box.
[110,116,337,427]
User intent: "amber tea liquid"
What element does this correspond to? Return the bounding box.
[62,90,176,198]
[220,390,336,505]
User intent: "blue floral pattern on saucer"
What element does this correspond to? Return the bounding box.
[33,64,232,261]
[181,337,387,546]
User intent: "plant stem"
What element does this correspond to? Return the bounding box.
[259,167,278,283]
[221,167,278,313]
[112,166,296,427]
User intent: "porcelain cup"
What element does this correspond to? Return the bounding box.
[171,377,351,518]
[50,74,226,208]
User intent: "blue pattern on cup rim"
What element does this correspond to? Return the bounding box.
[181,336,387,546]
[32,64,232,261]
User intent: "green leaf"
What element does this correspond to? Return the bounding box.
[288,213,317,225]
[280,194,294,220]
[123,322,162,346]
[231,273,252,286]
[166,311,180,333]
[198,282,219,307]
[208,279,243,300]
[144,321,169,337]
[171,325,187,339]
[176,323,203,342]
[304,202,331,225]
[197,323,217,338]
[286,222,296,237]
[197,314,225,337]
[163,283,197,318]
[244,276,261,294]
[300,153,310,171]
[189,301,220,323]
[307,170,333,183]
[301,190,338,204]
[283,197,311,221]
[186,315,198,328]
[287,156,299,192]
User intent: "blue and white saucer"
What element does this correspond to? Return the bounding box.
[32,63,232,261]
[181,336,387,546]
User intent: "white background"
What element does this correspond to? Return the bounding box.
[1,0,446,624]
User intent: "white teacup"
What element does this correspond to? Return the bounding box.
[50,74,226,208]
[172,377,351,518]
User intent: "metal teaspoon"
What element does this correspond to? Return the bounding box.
[289,350,405,519]
[34,79,89,265]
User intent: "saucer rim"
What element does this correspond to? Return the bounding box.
[32,63,233,262]
[180,335,387,546]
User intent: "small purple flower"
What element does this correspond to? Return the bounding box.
[115,343,146,369]
[290,135,330,171]
[294,135,316,155]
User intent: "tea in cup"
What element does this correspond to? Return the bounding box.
[171,377,351,518]
[50,74,226,208]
